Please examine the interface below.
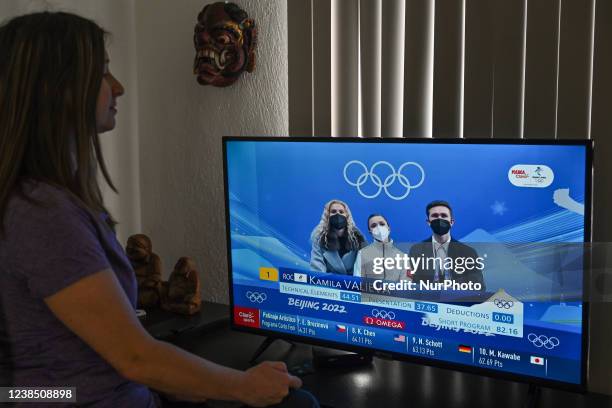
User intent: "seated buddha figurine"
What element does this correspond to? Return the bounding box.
[125,234,163,308]
[162,257,202,315]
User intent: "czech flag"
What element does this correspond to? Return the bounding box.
[336,324,347,333]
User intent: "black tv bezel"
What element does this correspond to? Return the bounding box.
[221,136,593,394]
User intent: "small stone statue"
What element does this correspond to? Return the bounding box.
[162,257,202,315]
[126,234,164,308]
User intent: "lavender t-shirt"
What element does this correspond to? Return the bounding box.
[0,182,157,407]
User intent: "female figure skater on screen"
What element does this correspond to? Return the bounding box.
[353,214,411,282]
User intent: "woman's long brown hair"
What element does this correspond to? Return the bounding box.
[0,12,117,234]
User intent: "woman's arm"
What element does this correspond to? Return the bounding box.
[353,250,362,277]
[310,241,327,272]
[44,269,301,407]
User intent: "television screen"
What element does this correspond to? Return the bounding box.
[223,137,591,390]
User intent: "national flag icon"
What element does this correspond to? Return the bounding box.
[530,356,545,365]
[294,273,308,283]
[336,324,347,333]
[458,345,472,353]
[394,334,406,343]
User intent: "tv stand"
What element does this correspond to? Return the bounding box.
[249,336,294,364]
[312,346,373,369]
[523,384,541,408]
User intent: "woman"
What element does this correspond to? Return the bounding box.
[353,214,410,281]
[0,12,316,408]
[310,199,366,275]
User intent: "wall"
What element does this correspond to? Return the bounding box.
[135,0,289,302]
[0,0,142,244]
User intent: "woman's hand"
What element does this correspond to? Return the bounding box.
[235,361,302,407]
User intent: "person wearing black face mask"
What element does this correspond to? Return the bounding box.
[310,200,366,275]
[408,200,485,293]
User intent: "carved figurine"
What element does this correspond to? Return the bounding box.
[162,257,202,315]
[193,1,257,87]
[126,234,164,308]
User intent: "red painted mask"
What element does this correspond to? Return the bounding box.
[193,2,257,87]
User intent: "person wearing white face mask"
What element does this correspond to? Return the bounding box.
[353,214,410,281]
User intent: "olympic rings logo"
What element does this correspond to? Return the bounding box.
[371,309,396,320]
[527,333,560,349]
[494,299,514,309]
[343,160,425,200]
[246,291,267,303]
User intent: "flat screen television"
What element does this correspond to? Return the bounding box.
[222,137,592,392]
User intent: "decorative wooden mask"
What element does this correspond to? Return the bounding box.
[193,2,257,87]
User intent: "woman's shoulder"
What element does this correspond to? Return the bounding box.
[353,228,366,242]
[310,226,323,244]
[22,180,73,201]
[6,181,88,225]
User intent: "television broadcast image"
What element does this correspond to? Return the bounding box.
[224,138,591,392]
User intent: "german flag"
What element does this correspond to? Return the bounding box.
[458,345,472,353]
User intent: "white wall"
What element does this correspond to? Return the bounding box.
[135,0,289,302]
[0,0,142,245]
